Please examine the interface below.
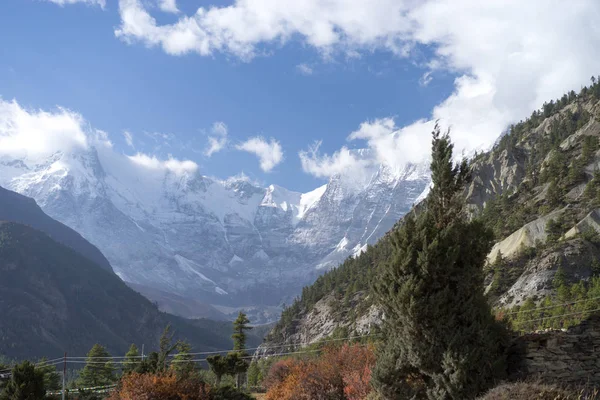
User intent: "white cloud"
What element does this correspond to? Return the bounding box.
[299,141,369,180]
[0,98,199,178]
[158,0,178,14]
[236,137,283,172]
[204,121,228,157]
[127,153,198,174]
[296,64,314,76]
[298,0,600,179]
[115,0,412,59]
[45,0,105,8]
[123,130,134,148]
[0,99,89,161]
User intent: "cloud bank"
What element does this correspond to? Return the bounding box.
[0,98,198,176]
[236,137,283,172]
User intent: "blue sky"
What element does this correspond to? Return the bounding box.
[1,0,600,192]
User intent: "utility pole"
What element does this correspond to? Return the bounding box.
[141,344,145,362]
[62,352,66,400]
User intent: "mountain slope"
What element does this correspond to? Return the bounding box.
[0,185,113,273]
[259,80,600,352]
[0,145,429,317]
[0,221,238,360]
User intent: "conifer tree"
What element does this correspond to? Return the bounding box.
[36,358,61,390]
[78,344,116,388]
[122,344,141,375]
[157,324,179,373]
[372,125,507,399]
[0,361,46,400]
[231,312,252,388]
[206,355,229,386]
[171,341,195,377]
[232,312,252,355]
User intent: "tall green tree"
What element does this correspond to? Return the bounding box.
[231,312,252,355]
[77,344,116,388]
[206,355,229,386]
[122,344,141,375]
[0,361,46,400]
[171,341,195,377]
[372,125,507,400]
[157,324,180,373]
[35,359,60,391]
[231,312,252,389]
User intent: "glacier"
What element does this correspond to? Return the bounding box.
[0,142,430,321]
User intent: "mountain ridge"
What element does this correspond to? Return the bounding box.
[0,143,430,320]
[258,81,600,353]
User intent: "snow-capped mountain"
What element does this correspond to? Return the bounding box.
[0,143,429,318]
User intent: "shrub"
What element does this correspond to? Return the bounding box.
[264,343,376,400]
[108,372,211,400]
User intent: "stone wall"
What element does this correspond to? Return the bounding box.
[508,313,600,385]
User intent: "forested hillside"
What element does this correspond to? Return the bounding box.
[262,77,600,350]
[0,221,240,360]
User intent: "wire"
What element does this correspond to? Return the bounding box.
[166,333,380,358]
[503,295,600,316]
[514,307,600,325]
[63,349,325,365]
[2,332,380,368]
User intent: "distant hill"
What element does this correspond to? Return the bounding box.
[0,186,113,273]
[0,221,235,360]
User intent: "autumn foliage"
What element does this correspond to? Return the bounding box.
[264,343,376,400]
[108,372,211,400]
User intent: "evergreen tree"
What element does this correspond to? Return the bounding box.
[0,361,46,400]
[206,355,229,386]
[546,178,562,208]
[171,341,195,377]
[231,312,252,388]
[231,312,252,355]
[372,125,507,399]
[122,344,141,375]
[77,344,116,388]
[157,324,179,373]
[35,359,60,391]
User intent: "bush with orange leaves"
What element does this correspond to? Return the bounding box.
[108,372,211,400]
[264,343,376,400]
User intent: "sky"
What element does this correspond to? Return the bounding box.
[1,0,600,192]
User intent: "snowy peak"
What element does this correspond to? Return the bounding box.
[0,143,430,318]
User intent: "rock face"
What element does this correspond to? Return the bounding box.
[507,313,600,385]
[256,291,383,358]
[0,145,429,318]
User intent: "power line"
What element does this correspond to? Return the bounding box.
[166,333,381,358]
[514,307,600,325]
[67,349,325,365]
[503,295,600,316]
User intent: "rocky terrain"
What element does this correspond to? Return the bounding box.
[259,86,600,352]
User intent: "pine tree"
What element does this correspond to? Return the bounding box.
[372,125,507,399]
[77,344,116,388]
[206,355,229,386]
[231,312,252,388]
[36,358,61,391]
[0,361,46,400]
[231,312,252,355]
[122,344,141,375]
[157,324,179,373]
[171,341,195,377]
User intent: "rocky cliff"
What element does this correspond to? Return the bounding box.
[259,85,600,352]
